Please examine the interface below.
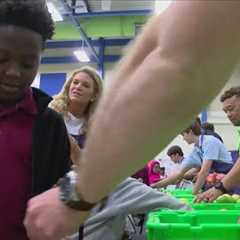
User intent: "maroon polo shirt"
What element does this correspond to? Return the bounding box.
[0,89,37,239]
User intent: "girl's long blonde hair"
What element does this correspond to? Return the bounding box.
[49,66,103,134]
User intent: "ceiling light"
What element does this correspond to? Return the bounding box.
[46,2,63,22]
[74,49,90,62]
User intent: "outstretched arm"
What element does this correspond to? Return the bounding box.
[104,14,159,94]
[151,167,188,189]
[195,158,240,202]
[79,1,240,203]
[222,158,240,190]
[183,168,199,181]
[192,160,212,195]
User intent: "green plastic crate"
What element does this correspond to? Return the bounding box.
[167,189,193,195]
[173,194,195,204]
[161,188,193,196]
[193,203,240,211]
[147,211,240,240]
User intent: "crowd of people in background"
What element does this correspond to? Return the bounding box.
[196,86,240,202]
[150,86,240,202]
[152,118,233,194]
[133,105,240,196]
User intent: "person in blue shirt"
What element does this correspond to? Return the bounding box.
[152,118,232,194]
[196,86,240,202]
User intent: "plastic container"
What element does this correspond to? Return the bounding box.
[166,193,194,204]
[162,188,193,196]
[193,203,240,211]
[147,211,240,240]
[176,195,195,204]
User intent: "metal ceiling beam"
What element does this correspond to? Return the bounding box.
[98,37,105,78]
[66,9,152,17]
[60,0,100,63]
[41,55,120,64]
[44,38,130,65]
[46,38,131,48]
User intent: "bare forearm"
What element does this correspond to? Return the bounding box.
[152,174,180,189]
[193,171,208,194]
[184,168,199,180]
[222,158,240,191]
[78,1,240,203]
[104,15,159,100]
[79,52,205,202]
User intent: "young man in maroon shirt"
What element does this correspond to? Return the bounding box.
[0,1,71,239]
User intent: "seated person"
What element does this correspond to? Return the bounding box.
[152,118,233,194]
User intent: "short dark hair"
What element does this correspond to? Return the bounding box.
[201,122,215,132]
[0,0,54,46]
[220,86,240,102]
[167,145,184,157]
[182,117,202,136]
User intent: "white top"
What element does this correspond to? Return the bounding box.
[64,112,84,135]
[160,158,182,176]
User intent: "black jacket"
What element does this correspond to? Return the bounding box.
[31,88,71,195]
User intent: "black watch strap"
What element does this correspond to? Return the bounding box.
[214,181,228,194]
[58,173,96,211]
[65,194,96,211]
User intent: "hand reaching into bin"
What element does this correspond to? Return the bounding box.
[194,187,223,203]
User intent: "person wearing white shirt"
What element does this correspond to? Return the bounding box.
[49,66,102,149]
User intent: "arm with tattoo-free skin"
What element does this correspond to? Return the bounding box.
[183,168,199,181]
[24,2,240,239]
[196,158,240,202]
[79,1,240,203]
[151,166,190,188]
[192,160,212,195]
[222,158,240,190]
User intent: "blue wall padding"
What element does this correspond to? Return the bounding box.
[40,73,66,96]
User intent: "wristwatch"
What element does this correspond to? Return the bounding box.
[58,170,96,211]
[214,181,228,194]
